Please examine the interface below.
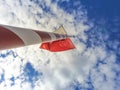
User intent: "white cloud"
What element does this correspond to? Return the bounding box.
[0,0,119,90]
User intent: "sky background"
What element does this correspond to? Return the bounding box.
[0,0,120,90]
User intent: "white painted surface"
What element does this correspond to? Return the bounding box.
[48,33,57,41]
[4,25,42,45]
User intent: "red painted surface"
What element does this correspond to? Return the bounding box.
[40,38,75,52]
[0,26,25,50]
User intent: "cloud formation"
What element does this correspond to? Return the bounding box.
[0,0,119,90]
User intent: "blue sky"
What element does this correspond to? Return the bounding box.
[0,0,120,90]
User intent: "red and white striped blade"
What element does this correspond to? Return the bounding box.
[0,25,70,51]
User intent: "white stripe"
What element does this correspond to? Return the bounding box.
[48,33,57,41]
[49,33,67,42]
[4,26,42,45]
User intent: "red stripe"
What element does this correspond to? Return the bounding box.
[0,26,25,50]
[54,33,61,39]
[34,30,51,42]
